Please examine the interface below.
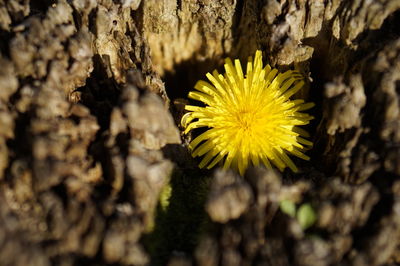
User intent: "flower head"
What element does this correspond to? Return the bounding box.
[181,50,314,175]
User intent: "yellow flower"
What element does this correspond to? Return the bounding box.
[181,50,314,175]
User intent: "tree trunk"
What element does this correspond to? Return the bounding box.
[0,0,399,265]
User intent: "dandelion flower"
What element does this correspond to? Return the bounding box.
[181,50,314,175]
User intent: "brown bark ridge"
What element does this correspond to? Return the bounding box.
[0,0,399,265]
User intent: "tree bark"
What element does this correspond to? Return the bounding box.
[0,0,400,265]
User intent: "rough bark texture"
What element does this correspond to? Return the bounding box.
[0,0,400,265]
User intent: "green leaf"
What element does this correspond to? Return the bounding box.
[297,203,317,230]
[279,200,296,217]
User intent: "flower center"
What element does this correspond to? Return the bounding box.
[235,109,257,132]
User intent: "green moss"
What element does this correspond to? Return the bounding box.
[143,168,212,265]
[159,182,172,211]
